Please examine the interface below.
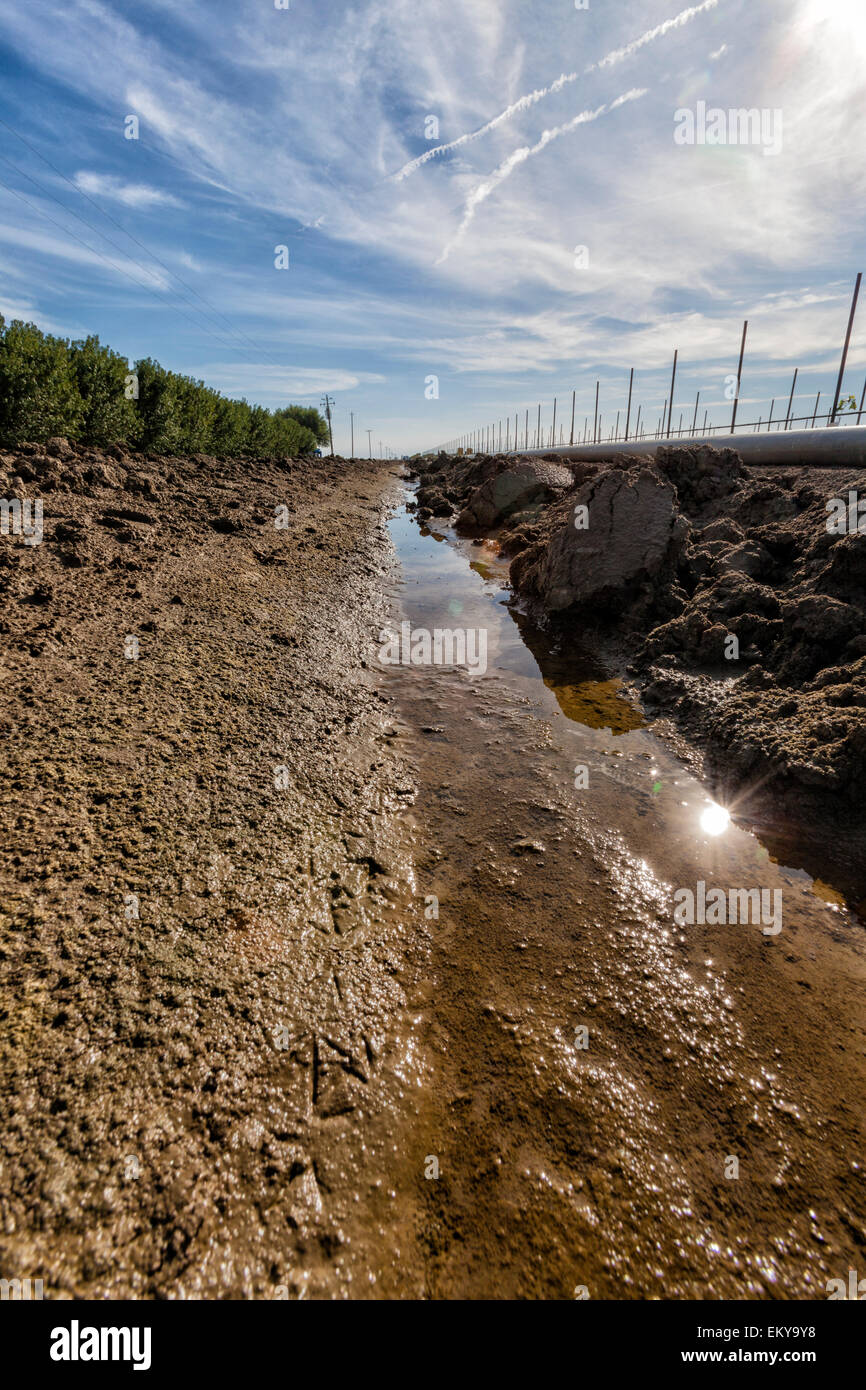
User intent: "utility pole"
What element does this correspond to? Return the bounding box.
[367,429,373,459]
[321,394,335,456]
[350,411,354,459]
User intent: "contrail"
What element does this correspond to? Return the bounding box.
[394,0,718,181]
[436,88,647,264]
[592,0,720,69]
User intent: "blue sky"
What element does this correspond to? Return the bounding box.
[0,0,864,454]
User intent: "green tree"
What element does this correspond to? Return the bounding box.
[0,315,333,459]
[0,317,83,444]
[69,335,137,446]
[172,374,216,454]
[209,395,249,455]
[283,405,329,444]
[133,357,181,452]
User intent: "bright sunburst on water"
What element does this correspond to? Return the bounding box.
[700,802,731,837]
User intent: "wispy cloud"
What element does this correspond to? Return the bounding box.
[392,0,720,181]
[593,0,720,71]
[74,170,184,209]
[191,362,387,400]
[0,214,172,289]
[0,0,861,448]
[436,89,648,264]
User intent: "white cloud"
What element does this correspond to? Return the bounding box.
[0,214,171,290]
[74,171,183,209]
[190,362,387,400]
[393,0,720,181]
[0,0,862,447]
[0,291,70,333]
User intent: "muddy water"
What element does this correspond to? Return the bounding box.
[383,487,866,1299]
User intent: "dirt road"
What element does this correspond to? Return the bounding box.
[1,442,864,1298]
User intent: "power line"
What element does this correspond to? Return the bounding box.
[0,115,292,371]
[0,174,257,358]
[0,152,275,369]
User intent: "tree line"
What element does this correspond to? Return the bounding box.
[0,316,329,457]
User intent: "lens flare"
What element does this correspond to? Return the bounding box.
[700,802,730,837]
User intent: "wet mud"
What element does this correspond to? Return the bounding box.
[385,496,866,1298]
[1,443,864,1299]
[0,444,428,1298]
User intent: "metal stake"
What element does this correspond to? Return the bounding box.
[830,271,862,424]
[784,368,798,430]
[730,319,748,432]
[666,350,678,436]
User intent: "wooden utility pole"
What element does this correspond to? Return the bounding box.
[321,394,335,456]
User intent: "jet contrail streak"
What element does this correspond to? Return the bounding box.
[436,88,647,264]
[393,0,718,181]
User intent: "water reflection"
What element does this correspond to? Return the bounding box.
[396,491,862,920]
[509,606,644,734]
[700,803,731,837]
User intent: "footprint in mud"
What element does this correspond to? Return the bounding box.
[273,1030,375,1122]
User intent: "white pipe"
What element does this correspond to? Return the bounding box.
[508,425,866,467]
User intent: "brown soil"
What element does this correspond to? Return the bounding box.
[2,440,865,1301]
[0,441,428,1298]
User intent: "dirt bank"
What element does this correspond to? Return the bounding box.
[414,447,866,901]
[0,440,429,1298]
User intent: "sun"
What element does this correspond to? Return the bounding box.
[700,803,731,837]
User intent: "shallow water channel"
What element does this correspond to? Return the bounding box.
[388,492,857,919]
[380,486,866,1299]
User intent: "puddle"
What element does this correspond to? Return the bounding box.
[389,489,861,925]
[508,610,644,733]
